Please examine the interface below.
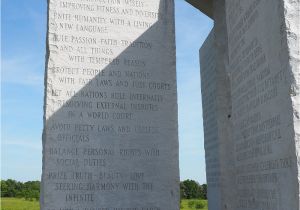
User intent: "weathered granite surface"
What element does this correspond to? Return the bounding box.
[200,29,222,210]
[201,0,300,209]
[212,1,236,209]
[200,27,233,210]
[41,0,179,209]
[225,0,300,209]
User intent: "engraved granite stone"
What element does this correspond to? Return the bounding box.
[200,29,222,210]
[225,0,300,209]
[200,0,300,209]
[41,0,179,209]
[200,27,233,210]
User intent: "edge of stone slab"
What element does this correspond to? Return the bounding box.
[40,0,50,209]
[282,0,300,208]
[185,0,214,19]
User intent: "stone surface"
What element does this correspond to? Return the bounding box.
[225,0,300,209]
[200,29,222,210]
[41,0,179,209]
[212,1,236,209]
[200,26,233,210]
[201,0,300,209]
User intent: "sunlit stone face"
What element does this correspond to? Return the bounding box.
[42,0,179,209]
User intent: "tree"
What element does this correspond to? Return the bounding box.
[1,180,8,197]
[181,180,203,199]
[1,179,22,197]
[0,179,40,200]
[180,182,187,199]
[202,184,207,199]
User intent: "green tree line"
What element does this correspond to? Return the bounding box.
[0,179,40,201]
[180,179,207,200]
[1,179,207,201]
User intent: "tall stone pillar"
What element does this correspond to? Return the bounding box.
[225,0,299,209]
[41,1,179,209]
[200,0,299,209]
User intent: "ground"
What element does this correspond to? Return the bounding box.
[1,198,39,210]
[181,199,208,210]
[1,198,208,210]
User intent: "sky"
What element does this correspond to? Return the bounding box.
[1,0,213,183]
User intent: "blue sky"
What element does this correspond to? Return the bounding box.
[1,0,213,183]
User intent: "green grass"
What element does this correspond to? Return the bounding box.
[1,198,39,210]
[1,198,206,210]
[180,199,208,210]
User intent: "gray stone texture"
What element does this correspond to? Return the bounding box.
[201,0,300,209]
[41,0,179,209]
[200,29,222,210]
[225,0,300,209]
[200,26,233,210]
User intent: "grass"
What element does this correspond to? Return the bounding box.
[181,199,208,210]
[1,198,39,210]
[1,198,207,210]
